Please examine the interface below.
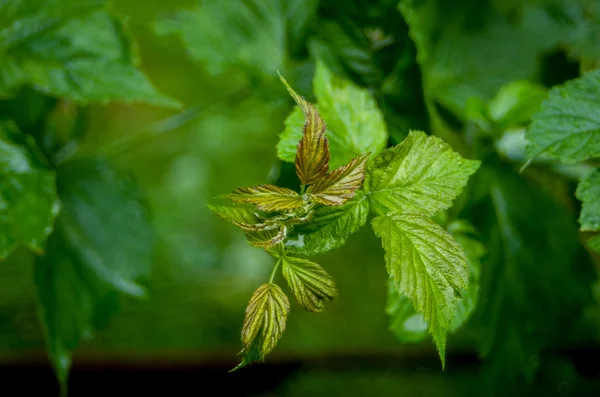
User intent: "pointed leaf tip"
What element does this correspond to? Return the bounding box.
[221,185,304,212]
[236,284,290,368]
[307,153,369,206]
[279,74,330,185]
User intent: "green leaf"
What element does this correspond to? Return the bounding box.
[207,204,262,230]
[587,234,600,253]
[0,1,179,107]
[526,69,600,163]
[313,60,388,168]
[307,153,369,206]
[385,219,484,344]
[0,122,58,259]
[476,167,589,381]
[281,256,337,312]
[366,130,480,217]
[277,61,388,169]
[155,0,303,78]
[221,184,304,212]
[287,191,369,256]
[575,168,600,231]
[35,157,154,385]
[372,212,469,366]
[488,81,548,128]
[386,280,429,343]
[233,283,290,371]
[279,73,330,185]
[277,106,305,163]
[399,0,541,121]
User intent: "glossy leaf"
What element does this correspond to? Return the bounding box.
[281,256,337,312]
[287,191,369,256]
[386,219,484,343]
[279,74,330,185]
[372,212,469,366]
[0,122,59,259]
[221,185,304,212]
[233,283,290,370]
[0,0,179,107]
[35,157,153,386]
[307,153,369,206]
[366,130,480,217]
[526,69,600,163]
[575,168,600,231]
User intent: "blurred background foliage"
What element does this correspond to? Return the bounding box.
[1,0,600,395]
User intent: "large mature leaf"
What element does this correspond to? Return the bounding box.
[0,0,179,107]
[0,122,58,259]
[307,153,368,206]
[526,69,600,163]
[233,283,290,371]
[287,191,369,256]
[476,167,591,381]
[155,0,317,78]
[366,130,480,217]
[372,212,469,366]
[221,185,304,212]
[279,74,330,185]
[386,219,484,343]
[35,157,154,385]
[399,0,541,121]
[576,168,600,231]
[313,60,388,168]
[281,256,337,312]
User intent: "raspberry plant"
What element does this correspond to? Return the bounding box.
[210,65,480,369]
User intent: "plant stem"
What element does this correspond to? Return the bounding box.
[300,184,306,195]
[269,258,282,284]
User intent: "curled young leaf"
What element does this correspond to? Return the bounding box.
[233,283,290,371]
[279,74,330,185]
[246,225,287,248]
[281,256,337,312]
[221,184,304,212]
[206,204,263,230]
[307,153,369,206]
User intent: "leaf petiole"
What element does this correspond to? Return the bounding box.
[269,258,283,284]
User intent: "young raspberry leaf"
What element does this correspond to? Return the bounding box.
[246,225,287,248]
[372,212,469,367]
[221,185,304,212]
[279,74,330,185]
[575,168,600,231]
[366,130,480,217]
[232,283,290,371]
[207,204,262,230]
[307,153,369,206]
[281,256,337,312]
[288,191,369,256]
